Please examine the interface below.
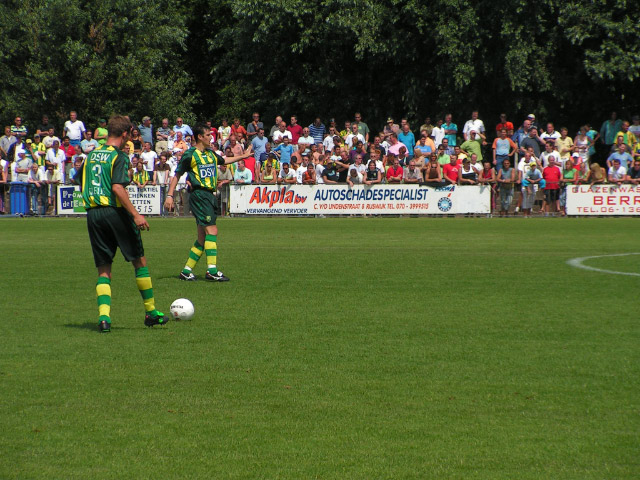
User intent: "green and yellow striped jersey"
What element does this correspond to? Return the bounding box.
[76,145,130,209]
[176,147,225,191]
[133,169,150,184]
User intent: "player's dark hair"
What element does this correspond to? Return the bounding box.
[192,123,209,144]
[108,115,133,137]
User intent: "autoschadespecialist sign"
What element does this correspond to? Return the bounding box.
[230,184,490,215]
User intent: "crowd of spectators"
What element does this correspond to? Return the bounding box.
[1,110,639,216]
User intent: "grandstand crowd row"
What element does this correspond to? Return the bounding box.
[1,111,639,216]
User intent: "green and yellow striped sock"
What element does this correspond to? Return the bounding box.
[205,234,218,274]
[135,266,156,314]
[96,276,111,323]
[182,241,204,274]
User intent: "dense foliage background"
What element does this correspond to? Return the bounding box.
[1,0,638,132]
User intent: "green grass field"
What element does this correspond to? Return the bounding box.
[1,217,639,479]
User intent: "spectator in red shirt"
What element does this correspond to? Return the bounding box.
[206,120,218,144]
[496,113,514,136]
[386,156,403,183]
[287,115,303,150]
[231,118,247,145]
[542,156,562,215]
[443,155,460,184]
[60,136,76,179]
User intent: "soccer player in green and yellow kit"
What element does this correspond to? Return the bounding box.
[164,123,253,282]
[75,115,168,332]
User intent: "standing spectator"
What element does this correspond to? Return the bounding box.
[573,127,592,170]
[495,113,514,135]
[540,123,561,144]
[94,118,108,147]
[173,117,193,137]
[540,141,561,168]
[155,118,172,145]
[130,128,143,154]
[36,115,51,136]
[43,127,60,149]
[155,152,173,215]
[542,157,562,215]
[340,120,352,140]
[140,142,158,172]
[345,124,365,149]
[479,161,497,210]
[251,128,269,165]
[460,130,485,162]
[246,112,263,141]
[431,118,445,148]
[45,139,66,177]
[233,159,253,184]
[0,126,17,162]
[80,130,100,154]
[492,128,517,171]
[442,114,458,146]
[27,162,47,215]
[60,137,76,181]
[462,110,485,141]
[206,120,218,144]
[308,118,325,145]
[397,123,416,158]
[272,121,292,144]
[299,127,315,153]
[14,145,33,182]
[230,118,247,145]
[555,127,574,166]
[615,121,638,152]
[138,116,154,147]
[63,111,85,147]
[414,133,436,157]
[217,163,233,215]
[31,134,46,169]
[598,112,622,162]
[419,117,434,138]
[354,112,370,143]
[273,136,293,165]
[526,114,540,132]
[266,115,280,138]
[521,162,542,217]
[227,134,244,157]
[287,115,303,150]
[383,117,395,139]
[11,116,27,140]
[44,162,62,213]
[69,155,85,182]
[519,127,545,158]
[559,158,578,215]
[511,118,532,157]
[497,158,516,216]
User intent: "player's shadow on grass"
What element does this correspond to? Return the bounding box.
[63,322,134,331]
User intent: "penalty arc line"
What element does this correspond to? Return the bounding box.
[566,252,640,277]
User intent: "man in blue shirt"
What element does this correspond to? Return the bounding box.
[138,116,154,146]
[251,128,269,164]
[442,113,458,146]
[173,117,193,137]
[274,136,294,164]
[308,118,325,145]
[397,123,416,159]
[607,143,633,169]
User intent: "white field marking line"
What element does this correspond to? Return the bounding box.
[566,253,640,277]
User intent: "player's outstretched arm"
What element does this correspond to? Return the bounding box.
[113,183,149,230]
[223,145,253,165]
[164,175,180,212]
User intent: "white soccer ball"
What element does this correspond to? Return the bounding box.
[170,298,194,321]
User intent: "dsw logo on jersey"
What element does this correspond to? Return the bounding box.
[198,164,217,178]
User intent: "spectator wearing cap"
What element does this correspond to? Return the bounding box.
[526,113,539,132]
[63,111,85,147]
[14,141,33,182]
[138,116,154,146]
[321,156,340,184]
[94,118,108,147]
[308,118,325,145]
[462,110,485,141]
[383,117,396,139]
